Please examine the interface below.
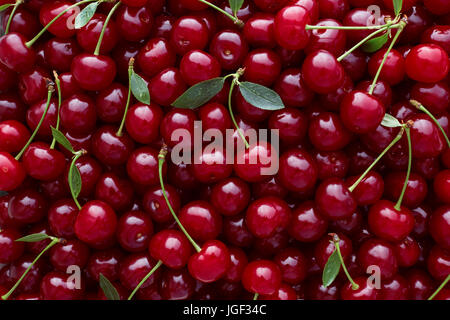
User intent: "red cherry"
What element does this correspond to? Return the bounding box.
[314,233,352,268]
[180,50,221,86]
[0,229,24,264]
[411,81,450,116]
[306,19,346,56]
[142,184,181,224]
[394,236,421,267]
[126,147,162,186]
[22,142,66,181]
[86,249,123,282]
[71,54,117,91]
[429,205,450,250]
[117,210,153,253]
[274,68,315,108]
[358,238,398,280]
[340,277,378,300]
[49,239,90,271]
[95,172,134,212]
[149,229,192,269]
[149,67,187,107]
[137,37,176,78]
[92,125,135,166]
[210,178,250,216]
[44,38,81,72]
[40,271,84,300]
[76,13,118,54]
[384,172,428,208]
[119,253,161,290]
[160,268,195,300]
[18,67,50,105]
[243,48,281,86]
[278,148,318,193]
[234,142,278,183]
[115,5,153,42]
[274,247,307,285]
[179,201,222,242]
[188,240,230,283]
[314,150,349,181]
[405,44,449,83]
[368,49,405,86]
[0,120,30,153]
[315,178,356,221]
[242,260,281,295]
[170,16,209,55]
[198,102,232,133]
[346,171,384,206]
[308,112,352,151]
[427,245,450,280]
[0,33,36,73]
[288,201,328,242]
[95,83,127,123]
[274,5,310,50]
[8,188,47,224]
[39,1,78,38]
[408,114,445,158]
[48,199,78,238]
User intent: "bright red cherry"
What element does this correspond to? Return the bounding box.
[274,68,315,108]
[126,147,162,186]
[22,142,66,181]
[243,49,281,86]
[278,148,318,193]
[188,240,230,283]
[179,201,222,242]
[405,44,449,83]
[315,178,356,221]
[306,18,346,56]
[39,1,78,38]
[180,50,221,86]
[192,148,232,184]
[242,260,282,295]
[274,5,310,50]
[143,185,181,224]
[49,239,90,272]
[308,112,352,151]
[408,114,445,158]
[76,13,118,54]
[149,67,187,107]
[368,49,405,86]
[137,37,176,78]
[149,229,192,269]
[0,33,36,73]
[71,54,116,91]
[211,178,250,216]
[340,277,378,300]
[346,171,384,206]
[170,16,209,55]
[48,199,78,238]
[115,5,153,42]
[119,253,161,290]
[0,120,30,153]
[274,247,307,285]
[234,142,278,183]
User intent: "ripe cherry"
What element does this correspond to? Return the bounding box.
[149,67,187,107]
[86,248,123,282]
[429,205,450,250]
[405,44,449,83]
[137,37,176,78]
[76,13,118,54]
[410,81,450,116]
[119,253,160,290]
[313,150,349,181]
[48,199,78,238]
[92,125,135,166]
[242,260,281,295]
[274,247,307,285]
[179,201,222,242]
[49,239,90,271]
[0,120,30,153]
[234,142,277,183]
[117,210,153,253]
[316,178,356,220]
[394,236,421,267]
[95,83,127,123]
[170,16,209,55]
[274,5,311,50]
[274,68,315,108]
[18,67,50,105]
[149,229,192,269]
[8,188,47,224]
[210,178,250,216]
[384,172,428,208]
[115,5,153,42]
[368,49,405,86]
[408,114,445,158]
[358,238,398,280]
[306,18,346,56]
[345,171,384,206]
[180,50,221,86]
[0,229,24,264]
[160,268,195,300]
[143,184,181,224]
[308,112,352,151]
[44,38,81,72]
[278,148,318,193]
[0,33,36,73]
[126,147,162,186]
[22,142,66,181]
[40,271,84,300]
[288,201,328,242]
[39,1,78,38]
[95,172,134,212]
[427,245,450,280]
[71,54,116,91]
[188,240,230,283]
[198,102,232,133]
[243,49,281,86]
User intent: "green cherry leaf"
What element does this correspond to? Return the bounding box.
[130,70,150,105]
[393,0,403,16]
[239,81,285,110]
[381,113,402,128]
[16,233,52,243]
[172,77,225,109]
[362,33,389,53]
[99,274,120,300]
[68,164,82,200]
[51,126,75,153]
[0,191,8,197]
[322,249,341,287]
[229,0,244,15]
[0,3,14,12]
[74,2,100,29]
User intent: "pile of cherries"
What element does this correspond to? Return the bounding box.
[0,0,450,301]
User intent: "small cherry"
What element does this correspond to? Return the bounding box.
[188,240,230,283]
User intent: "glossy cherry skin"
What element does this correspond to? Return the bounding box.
[269,108,308,146]
[149,67,187,107]
[368,49,405,86]
[243,13,275,49]
[427,245,450,280]
[92,125,135,166]
[117,210,153,253]
[119,254,161,290]
[74,200,117,248]
[274,5,310,50]
[39,1,78,38]
[86,249,123,282]
[384,172,428,208]
[40,271,84,300]
[179,201,222,242]
[340,50,367,82]
[405,44,449,83]
[302,50,345,94]
[408,114,445,158]
[340,277,378,300]
[411,81,450,116]
[406,268,435,300]
[315,178,356,221]
[358,238,398,280]
[59,72,81,98]
[188,240,230,283]
[2,7,39,40]
[243,49,281,87]
[0,229,24,264]
[115,5,153,42]
[210,178,250,216]
[71,54,116,91]
[274,247,307,285]
[308,112,352,151]
[313,150,349,181]
[8,188,47,224]
[274,68,315,108]
[394,236,420,268]
[160,268,196,300]
[170,16,209,55]
[242,260,281,295]
[368,200,415,242]
[421,25,450,55]
[0,63,17,92]
[305,276,340,300]
[356,79,392,108]
[234,89,271,122]
[149,229,192,269]
[198,102,232,133]
[429,205,450,250]
[22,142,66,181]
[278,148,318,193]
[76,13,118,54]
[234,142,278,183]
[95,172,134,212]
[127,147,164,187]
[223,247,248,283]
[44,38,81,72]
[26,98,58,138]
[340,91,385,134]
[192,148,232,184]
[48,199,78,238]
[288,201,328,242]
[60,93,97,135]
[95,83,127,123]
[380,274,410,300]
[223,214,254,248]
[306,19,346,56]
[0,33,36,73]
[180,50,221,86]
[137,37,176,78]
[0,120,30,153]
[314,233,352,269]
[245,197,291,238]
[143,184,181,224]
[346,171,384,206]
[49,239,90,272]
[18,67,50,105]
[209,29,248,71]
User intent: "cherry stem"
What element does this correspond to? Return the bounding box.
[394,124,412,211]
[197,0,243,27]
[15,81,54,161]
[229,70,250,149]
[337,25,390,62]
[5,0,22,35]
[368,21,406,95]
[306,21,395,31]
[94,0,120,56]
[50,71,62,150]
[411,99,450,149]
[69,151,84,210]
[332,234,359,290]
[1,237,59,300]
[349,126,405,192]
[428,274,450,300]
[116,58,134,137]
[26,0,97,48]
[158,146,201,253]
[127,260,162,301]
[253,293,259,300]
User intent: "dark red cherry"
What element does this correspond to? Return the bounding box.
[302,50,345,94]
[406,268,435,300]
[274,247,307,285]
[137,37,176,78]
[421,25,450,55]
[316,178,356,221]
[160,268,195,300]
[429,205,450,250]
[408,114,445,158]
[0,33,36,73]
[0,152,26,191]
[305,275,340,300]
[340,50,367,82]
[411,81,450,116]
[49,239,90,272]
[74,200,117,248]
[223,214,254,248]
[318,0,349,20]
[112,42,140,81]
[8,189,47,224]
[39,1,78,38]
[234,142,278,183]
[393,236,420,267]
[95,172,133,212]
[224,247,248,283]
[380,274,410,300]
[180,50,221,85]
[126,147,163,186]
[209,29,248,71]
[179,201,222,242]
[242,260,281,295]
[0,63,17,92]
[115,5,153,42]
[71,54,116,91]
[0,229,24,264]
[170,16,209,55]
[306,19,346,56]
[149,67,187,107]
[119,254,161,290]
[427,245,450,280]
[121,0,149,7]
[92,125,135,166]
[192,148,232,184]
[234,89,271,122]
[26,98,58,138]
[288,201,328,242]
[44,38,81,72]
[40,271,84,300]
[86,248,123,282]
[243,13,275,48]
[278,148,318,193]
[274,5,310,51]
[405,44,449,83]
[149,229,192,269]
[313,150,349,181]
[368,49,405,86]
[18,67,50,105]
[198,102,232,133]
[22,142,66,181]
[346,171,384,206]
[211,178,250,216]
[243,48,281,87]
[95,83,127,123]
[48,199,78,238]
[152,14,176,39]
[2,8,40,40]
[76,13,118,54]
[308,112,352,151]
[143,184,181,224]
[314,233,352,270]
[274,68,315,108]
[358,238,398,280]
[384,172,428,208]
[59,72,81,98]
[356,80,392,107]
[340,277,378,300]
[117,210,153,252]
[60,93,97,135]
[368,200,415,242]
[0,120,30,153]
[188,240,230,283]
